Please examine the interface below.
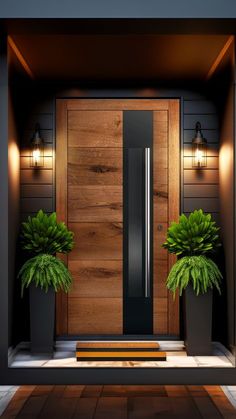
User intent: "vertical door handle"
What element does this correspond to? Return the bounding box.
[145,148,150,298]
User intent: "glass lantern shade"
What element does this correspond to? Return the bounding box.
[30,125,44,168]
[192,122,207,168]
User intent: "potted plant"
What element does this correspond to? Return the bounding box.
[162,209,222,355]
[18,210,74,354]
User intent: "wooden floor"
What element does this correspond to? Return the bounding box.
[1,385,236,418]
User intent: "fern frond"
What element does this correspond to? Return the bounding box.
[166,255,222,297]
[18,254,73,295]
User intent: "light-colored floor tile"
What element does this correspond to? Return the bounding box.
[0,386,16,392]
[10,360,47,367]
[225,386,236,391]
[0,387,18,416]
[195,356,232,367]
[221,386,236,409]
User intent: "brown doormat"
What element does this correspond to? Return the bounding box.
[76,341,166,361]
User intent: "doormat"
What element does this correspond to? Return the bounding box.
[76,341,166,361]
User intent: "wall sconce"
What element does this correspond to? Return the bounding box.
[192,122,207,168]
[30,123,44,168]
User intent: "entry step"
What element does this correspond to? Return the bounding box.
[76,341,166,361]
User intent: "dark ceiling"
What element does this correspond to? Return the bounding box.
[10,34,229,82]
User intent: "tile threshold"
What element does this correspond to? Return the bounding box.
[8,341,234,369]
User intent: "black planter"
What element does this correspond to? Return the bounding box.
[29,285,55,354]
[184,286,213,356]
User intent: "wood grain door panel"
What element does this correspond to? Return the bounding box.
[68,110,122,148]
[154,297,168,335]
[68,298,123,335]
[69,222,123,261]
[68,185,122,222]
[153,106,179,335]
[56,99,180,336]
[68,148,122,186]
[153,260,168,298]
[68,260,123,298]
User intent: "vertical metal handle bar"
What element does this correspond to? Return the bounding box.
[145,148,150,298]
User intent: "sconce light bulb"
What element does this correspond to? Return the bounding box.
[32,148,41,165]
[196,148,204,165]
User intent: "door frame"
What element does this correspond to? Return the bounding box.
[55,98,180,337]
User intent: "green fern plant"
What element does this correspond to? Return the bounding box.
[18,254,73,295]
[166,256,222,297]
[163,209,222,296]
[21,210,74,255]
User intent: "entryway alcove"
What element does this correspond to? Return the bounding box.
[4,28,236,379]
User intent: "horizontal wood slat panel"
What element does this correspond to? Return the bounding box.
[184,197,219,213]
[68,298,122,334]
[21,169,53,184]
[21,156,53,169]
[68,110,122,148]
[68,186,122,222]
[184,169,219,184]
[21,197,53,213]
[184,129,219,143]
[21,184,53,198]
[153,192,168,223]
[153,297,168,334]
[153,259,168,298]
[153,108,171,335]
[153,223,168,261]
[153,173,167,192]
[68,260,122,298]
[184,184,219,198]
[184,114,218,130]
[69,222,123,261]
[184,100,217,114]
[68,148,122,186]
[184,143,219,157]
[153,147,168,168]
[153,126,168,143]
[184,156,218,169]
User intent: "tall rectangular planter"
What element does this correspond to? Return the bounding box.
[30,285,55,354]
[184,286,213,356]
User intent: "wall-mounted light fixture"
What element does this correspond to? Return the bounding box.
[30,123,44,168]
[192,122,207,168]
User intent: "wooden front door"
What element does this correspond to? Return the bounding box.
[56,99,179,337]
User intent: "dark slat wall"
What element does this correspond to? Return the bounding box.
[20,96,55,219]
[183,99,219,223]
[20,92,219,222]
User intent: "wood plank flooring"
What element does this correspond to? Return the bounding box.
[1,385,236,418]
